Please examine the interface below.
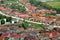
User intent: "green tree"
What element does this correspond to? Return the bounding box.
[16,6,26,12]
[0,14,6,19]
[0,14,3,19]
[30,0,39,6]
[10,4,26,12]
[1,19,5,25]
[6,17,12,22]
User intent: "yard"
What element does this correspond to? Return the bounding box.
[45,2,60,9]
[24,21,44,28]
[44,0,60,9]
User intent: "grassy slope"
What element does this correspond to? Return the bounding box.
[44,0,60,9]
[46,2,60,9]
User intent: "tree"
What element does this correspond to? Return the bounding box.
[6,17,12,22]
[30,0,39,6]
[0,14,6,19]
[16,6,26,12]
[1,19,5,25]
[0,14,3,19]
[10,4,26,12]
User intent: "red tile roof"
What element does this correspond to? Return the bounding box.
[18,28,24,30]
[13,34,21,38]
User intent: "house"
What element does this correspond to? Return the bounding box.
[36,9,46,16]
[50,9,56,13]
[18,28,24,31]
[56,14,60,17]
[0,5,4,10]
[31,13,36,17]
[38,17,46,21]
[33,17,46,22]
[0,0,4,2]
[45,17,56,24]
[25,3,37,10]
[11,11,21,16]
[0,5,12,14]
[2,8,11,14]
[55,18,60,26]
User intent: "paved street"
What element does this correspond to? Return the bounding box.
[0,11,60,28]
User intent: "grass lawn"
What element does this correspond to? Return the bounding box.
[24,21,44,28]
[43,0,60,9]
[45,2,60,9]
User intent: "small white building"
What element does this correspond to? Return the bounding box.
[4,18,6,22]
[12,21,15,24]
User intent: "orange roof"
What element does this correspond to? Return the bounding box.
[14,12,20,14]
[31,6,37,9]
[12,11,21,15]
[32,13,36,16]
[2,33,9,37]
[50,9,56,13]
[19,14,25,17]
[56,18,60,23]
[6,32,13,35]
[0,5,5,10]
[18,28,24,30]
[0,0,3,1]
[0,36,3,40]
[0,6,11,14]
[38,17,45,20]
[22,1,26,4]
[27,10,32,13]
[19,14,29,18]
[33,17,46,21]
[25,3,37,9]
[45,17,55,22]
[21,34,27,38]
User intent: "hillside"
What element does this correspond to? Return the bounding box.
[44,0,60,9]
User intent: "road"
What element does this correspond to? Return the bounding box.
[0,11,60,28]
[0,11,45,24]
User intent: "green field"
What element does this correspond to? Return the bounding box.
[45,2,60,9]
[24,21,44,28]
[44,0,60,9]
